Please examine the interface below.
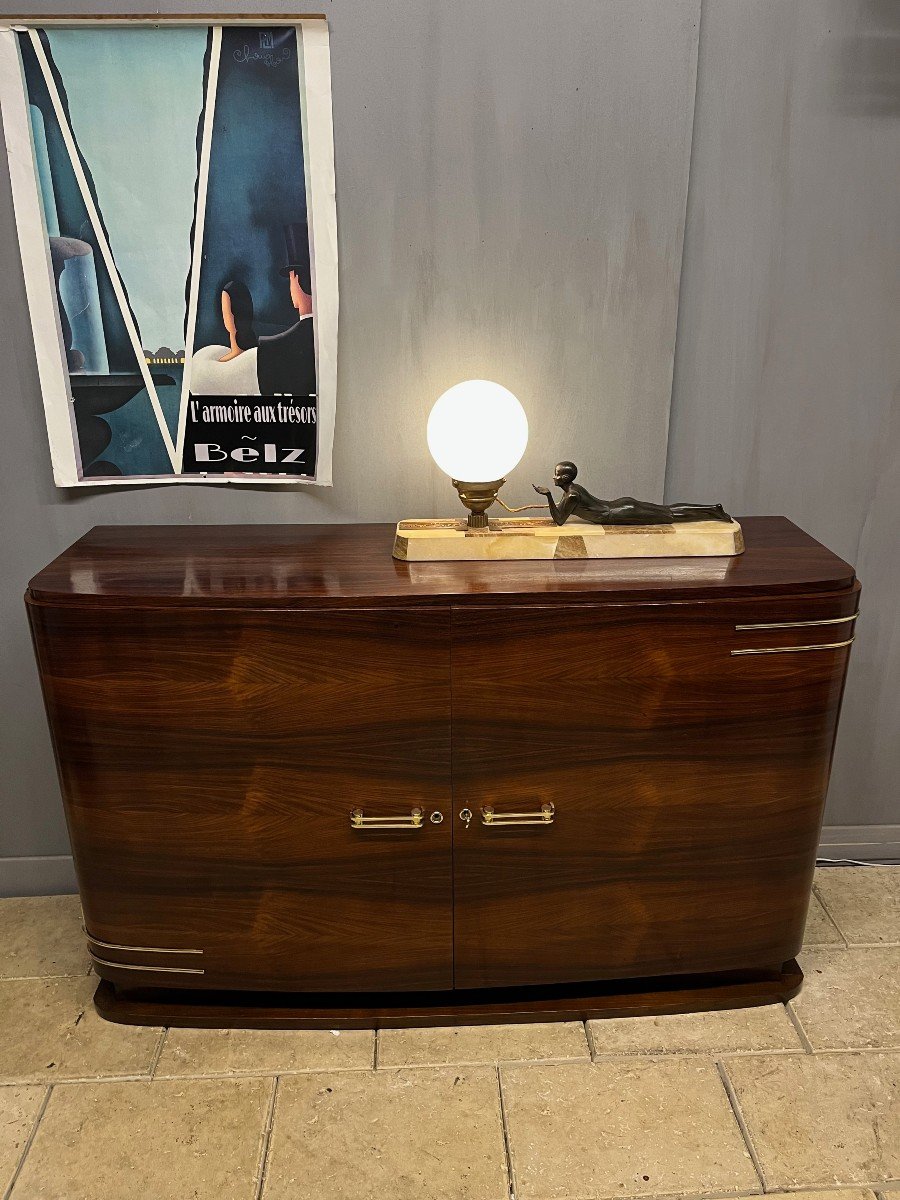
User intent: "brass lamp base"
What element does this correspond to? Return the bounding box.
[451,479,505,530]
[392,517,745,561]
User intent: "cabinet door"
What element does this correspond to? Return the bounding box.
[452,602,852,989]
[30,603,452,992]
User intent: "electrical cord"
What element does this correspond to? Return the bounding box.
[816,857,896,867]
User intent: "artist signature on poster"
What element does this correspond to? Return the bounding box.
[233,31,292,68]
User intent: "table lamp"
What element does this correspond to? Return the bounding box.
[392,379,743,562]
[426,380,529,529]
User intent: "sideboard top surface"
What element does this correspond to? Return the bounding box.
[27,517,856,609]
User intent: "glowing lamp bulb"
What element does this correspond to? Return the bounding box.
[427,380,528,482]
[427,380,528,528]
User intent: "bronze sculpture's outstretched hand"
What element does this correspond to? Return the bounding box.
[533,484,550,496]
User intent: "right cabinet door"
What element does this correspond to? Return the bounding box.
[451,600,853,989]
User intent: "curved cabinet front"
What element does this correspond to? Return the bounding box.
[25,518,858,1014]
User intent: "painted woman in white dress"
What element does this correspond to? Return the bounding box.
[190,280,261,396]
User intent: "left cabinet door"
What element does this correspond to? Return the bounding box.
[29,602,453,992]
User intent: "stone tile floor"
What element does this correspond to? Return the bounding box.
[0,866,896,1199]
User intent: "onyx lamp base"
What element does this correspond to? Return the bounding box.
[392,517,745,561]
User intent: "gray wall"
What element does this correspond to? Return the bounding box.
[666,0,900,854]
[0,0,897,893]
[1,0,702,890]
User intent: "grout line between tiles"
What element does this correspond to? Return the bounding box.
[590,1047,806,1061]
[151,1063,376,1081]
[778,1043,900,1055]
[740,1046,900,1060]
[783,1002,814,1054]
[3,1083,52,1200]
[0,971,93,982]
[583,1018,598,1061]
[502,1186,764,1200]
[656,1192,766,1200]
[1,1061,580,1089]
[149,1028,167,1079]
[811,883,849,947]
[0,1072,161,1088]
[495,1066,516,1200]
[715,1059,766,1192]
[753,1189,900,1197]
[373,1028,379,1070]
[367,1053,592,1072]
[253,1075,279,1200]
[12,1045,900,1091]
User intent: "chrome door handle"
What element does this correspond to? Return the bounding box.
[350,807,424,830]
[480,803,554,826]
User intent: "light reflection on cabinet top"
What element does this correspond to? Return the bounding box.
[28,517,856,610]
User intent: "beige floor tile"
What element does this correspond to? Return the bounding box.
[0,976,161,1083]
[0,1087,46,1195]
[724,1051,900,1188]
[792,947,900,1049]
[815,866,900,945]
[156,1026,374,1077]
[804,888,846,948]
[263,1068,508,1200]
[588,1003,803,1057]
[10,1076,271,1200]
[0,897,88,980]
[378,1021,589,1067]
[501,1058,759,1199]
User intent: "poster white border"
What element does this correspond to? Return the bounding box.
[0,18,338,488]
[0,27,80,485]
[299,19,338,488]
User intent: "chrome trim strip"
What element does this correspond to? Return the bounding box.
[83,927,203,955]
[89,951,205,975]
[731,637,855,656]
[735,613,859,631]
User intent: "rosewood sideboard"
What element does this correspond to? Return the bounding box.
[26,518,858,1028]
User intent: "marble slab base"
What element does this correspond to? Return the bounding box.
[392,517,744,561]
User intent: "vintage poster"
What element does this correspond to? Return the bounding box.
[0,20,338,485]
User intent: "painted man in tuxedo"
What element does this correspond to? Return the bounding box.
[257,222,317,397]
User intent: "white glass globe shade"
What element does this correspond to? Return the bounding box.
[427,380,528,482]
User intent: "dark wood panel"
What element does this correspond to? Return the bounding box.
[94,959,802,1028]
[28,602,453,992]
[28,517,855,609]
[452,601,854,989]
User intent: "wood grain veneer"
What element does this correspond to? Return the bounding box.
[26,518,857,1025]
[452,600,853,988]
[29,604,452,992]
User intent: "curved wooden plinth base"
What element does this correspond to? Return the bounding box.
[95,960,802,1029]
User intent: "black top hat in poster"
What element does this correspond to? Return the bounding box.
[0,20,338,486]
